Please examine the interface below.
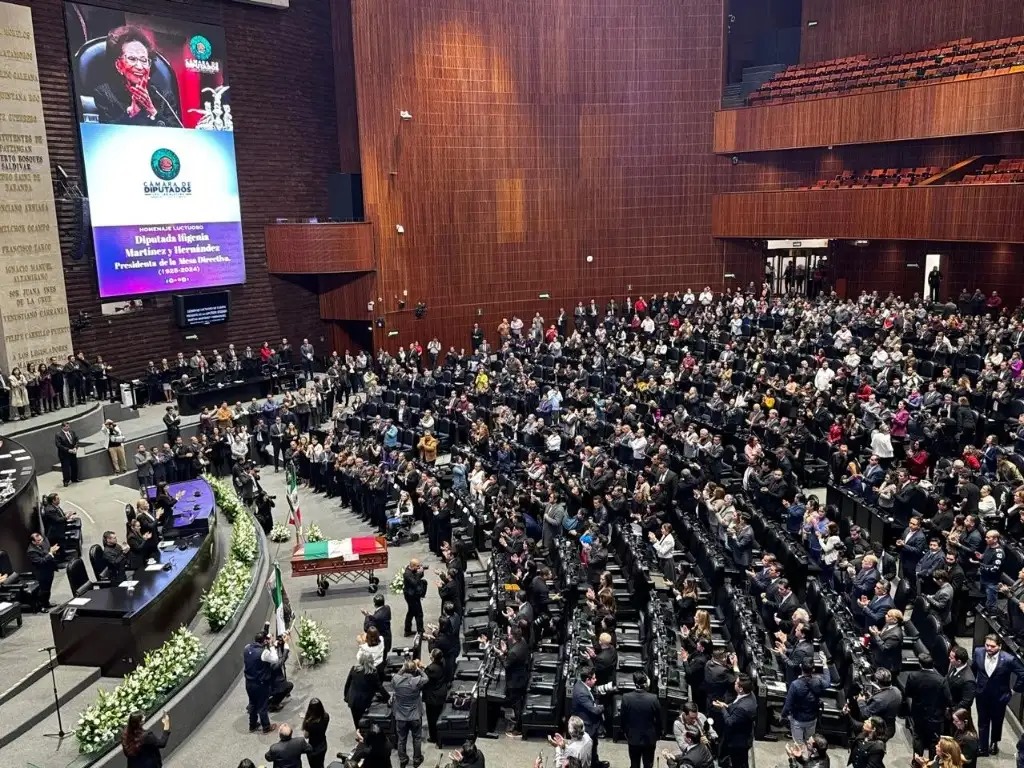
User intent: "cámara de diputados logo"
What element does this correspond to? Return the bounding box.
[145,148,191,197]
[185,33,220,74]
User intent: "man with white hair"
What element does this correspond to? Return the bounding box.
[548,716,593,768]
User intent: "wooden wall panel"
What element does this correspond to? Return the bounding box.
[331,0,362,172]
[318,273,377,320]
[801,0,1024,64]
[350,0,736,352]
[265,223,375,274]
[714,72,1024,154]
[831,241,1024,305]
[712,186,1024,242]
[21,0,339,373]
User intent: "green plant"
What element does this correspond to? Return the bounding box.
[296,615,331,666]
[305,523,324,542]
[76,628,204,754]
[205,473,244,524]
[269,523,292,543]
[201,559,251,632]
[230,510,258,565]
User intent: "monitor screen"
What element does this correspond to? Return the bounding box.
[173,291,230,327]
[64,2,246,299]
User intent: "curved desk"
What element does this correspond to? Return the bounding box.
[0,435,39,572]
[50,527,217,677]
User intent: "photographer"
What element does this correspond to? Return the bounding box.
[243,630,282,734]
[392,659,428,768]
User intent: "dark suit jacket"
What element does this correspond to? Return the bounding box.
[718,694,757,749]
[265,735,311,768]
[123,726,170,768]
[904,668,951,721]
[571,680,603,734]
[619,690,662,746]
[972,649,1024,703]
[55,429,79,455]
[947,664,976,711]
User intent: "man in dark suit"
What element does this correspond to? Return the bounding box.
[947,645,976,718]
[851,580,895,631]
[264,723,309,768]
[973,634,1024,755]
[712,674,757,768]
[55,422,80,486]
[847,668,902,741]
[363,593,393,664]
[498,626,531,737]
[905,652,952,756]
[26,532,59,608]
[896,516,927,585]
[620,671,662,768]
[571,667,608,768]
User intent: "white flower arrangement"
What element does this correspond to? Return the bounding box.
[205,473,245,524]
[296,615,331,666]
[389,571,405,594]
[201,559,251,632]
[76,627,204,754]
[230,510,258,566]
[305,523,325,542]
[269,523,292,543]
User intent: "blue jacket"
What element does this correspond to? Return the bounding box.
[782,669,832,723]
[571,680,604,734]
[973,649,1024,703]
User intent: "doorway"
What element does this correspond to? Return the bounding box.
[923,253,943,302]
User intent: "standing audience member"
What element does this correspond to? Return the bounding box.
[301,698,330,768]
[121,711,171,768]
[264,723,310,768]
[619,671,662,768]
[712,674,757,768]
[973,634,1024,756]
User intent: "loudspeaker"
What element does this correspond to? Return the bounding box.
[71,197,92,261]
[328,173,364,222]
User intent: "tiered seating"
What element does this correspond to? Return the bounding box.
[799,166,941,190]
[748,36,1024,105]
[958,158,1024,184]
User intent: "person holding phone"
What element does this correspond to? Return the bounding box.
[121,710,171,768]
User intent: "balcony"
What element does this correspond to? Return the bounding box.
[712,184,1024,242]
[265,221,375,274]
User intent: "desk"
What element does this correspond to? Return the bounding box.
[0,435,39,572]
[176,376,288,416]
[148,479,215,538]
[50,535,216,676]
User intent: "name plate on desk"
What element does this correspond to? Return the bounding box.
[118,580,140,588]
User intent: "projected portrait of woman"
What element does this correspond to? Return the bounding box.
[92,25,182,127]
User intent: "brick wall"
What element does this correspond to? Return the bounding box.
[16,0,338,375]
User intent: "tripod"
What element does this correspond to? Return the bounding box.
[40,646,69,742]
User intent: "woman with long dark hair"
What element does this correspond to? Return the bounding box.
[302,697,331,768]
[121,710,170,768]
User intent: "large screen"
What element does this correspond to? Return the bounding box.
[64,2,246,299]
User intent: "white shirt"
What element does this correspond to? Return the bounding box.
[814,368,835,392]
[984,652,999,679]
[360,641,384,667]
[870,431,894,459]
[631,436,648,460]
[654,533,675,558]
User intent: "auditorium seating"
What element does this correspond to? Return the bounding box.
[748,36,1024,106]
[798,167,941,190]
[957,158,1024,184]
